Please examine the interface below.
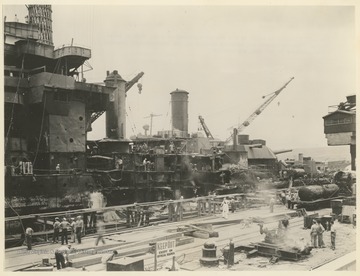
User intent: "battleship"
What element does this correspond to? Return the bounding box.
[5,5,355,219]
[3,5,356,272]
[4,5,259,218]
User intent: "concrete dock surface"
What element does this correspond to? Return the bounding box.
[4,204,356,271]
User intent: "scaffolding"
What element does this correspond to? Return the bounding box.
[27,5,53,46]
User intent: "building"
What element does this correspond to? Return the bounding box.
[323,95,356,170]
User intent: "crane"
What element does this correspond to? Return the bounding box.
[144,113,162,136]
[198,115,214,139]
[90,72,144,124]
[225,77,294,144]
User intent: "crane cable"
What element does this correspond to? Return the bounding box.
[125,111,136,135]
[127,106,138,134]
[33,58,61,165]
[162,101,171,131]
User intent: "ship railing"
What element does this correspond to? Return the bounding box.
[32,168,83,175]
[54,43,91,51]
[5,193,257,247]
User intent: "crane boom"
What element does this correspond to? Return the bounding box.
[90,72,144,124]
[225,77,294,144]
[125,72,144,92]
[199,115,214,139]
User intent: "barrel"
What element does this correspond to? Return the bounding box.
[298,184,339,201]
[330,199,343,215]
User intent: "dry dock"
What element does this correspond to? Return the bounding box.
[4,202,356,272]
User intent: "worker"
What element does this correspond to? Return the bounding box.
[289,193,296,209]
[317,220,325,248]
[143,158,147,171]
[60,218,70,245]
[221,198,229,219]
[95,215,106,246]
[142,143,148,152]
[115,157,123,170]
[55,244,72,270]
[310,220,318,248]
[75,215,84,244]
[56,163,60,174]
[285,193,291,209]
[70,218,76,243]
[53,217,61,243]
[25,226,34,250]
[169,142,175,153]
[269,197,275,213]
[330,220,337,250]
[280,191,286,205]
[220,172,226,184]
[230,197,236,213]
[101,250,118,264]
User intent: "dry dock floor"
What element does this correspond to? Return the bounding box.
[4,204,356,271]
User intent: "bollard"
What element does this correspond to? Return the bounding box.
[228,239,234,267]
[170,256,176,271]
[200,241,219,266]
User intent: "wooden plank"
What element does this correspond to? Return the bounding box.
[24,266,54,271]
[69,255,103,268]
[176,236,194,247]
[69,234,192,269]
[8,264,39,272]
[69,248,97,260]
[186,224,214,234]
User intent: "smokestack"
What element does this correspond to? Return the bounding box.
[233,128,238,150]
[299,153,304,164]
[104,70,126,139]
[170,89,189,137]
[27,5,53,46]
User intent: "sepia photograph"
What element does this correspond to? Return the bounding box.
[2,0,357,272]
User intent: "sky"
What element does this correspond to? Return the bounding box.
[2,2,357,150]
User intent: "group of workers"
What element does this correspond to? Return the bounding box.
[142,158,155,171]
[52,216,85,245]
[24,215,84,251]
[310,219,337,250]
[8,161,33,176]
[25,212,112,270]
[278,190,299,209]
[190,162,213,172]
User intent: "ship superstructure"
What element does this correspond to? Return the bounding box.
[4,5,232,217]
[4,5,117,215]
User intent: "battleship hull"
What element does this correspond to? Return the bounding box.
[5,173,95,217]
